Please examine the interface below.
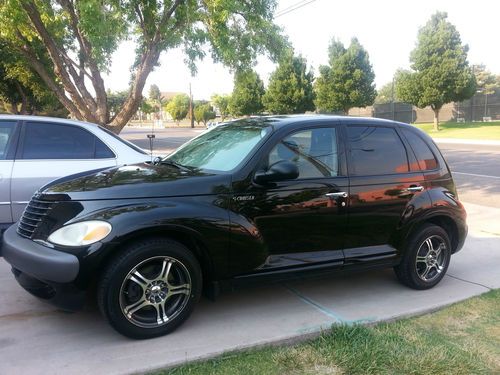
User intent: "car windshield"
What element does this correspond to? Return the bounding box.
[164,121,273,172]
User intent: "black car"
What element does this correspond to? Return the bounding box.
[2,115,467,339]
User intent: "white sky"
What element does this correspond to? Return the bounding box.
[103,0,500,100]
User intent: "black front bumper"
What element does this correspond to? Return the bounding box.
[2,225,86,310]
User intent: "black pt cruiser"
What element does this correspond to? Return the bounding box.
[2,115,467,339]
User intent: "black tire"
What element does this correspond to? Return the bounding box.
[97,237,202,339]
[394,224,451,290]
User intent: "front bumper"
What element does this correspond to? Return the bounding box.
[2,225,85,310]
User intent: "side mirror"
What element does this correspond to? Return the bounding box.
[254,160,299,184]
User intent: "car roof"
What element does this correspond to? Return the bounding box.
[0,114,100,129]
[228,114,412,130]
[1,114,414,132]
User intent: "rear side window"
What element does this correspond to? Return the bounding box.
[347,126,409,176]
[95,138,115,158]
[21,122,113,159]
[401,129,438,170]
[0,121,16,160]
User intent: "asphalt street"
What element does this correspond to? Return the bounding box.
[122,126,500,208]
[437,142,500,207]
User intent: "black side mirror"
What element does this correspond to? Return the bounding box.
[254,160,299,184]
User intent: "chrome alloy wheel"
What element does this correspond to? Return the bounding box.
[119,256,191,328]
[415,235,447,282]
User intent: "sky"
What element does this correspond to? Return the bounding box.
[103,0,500,100]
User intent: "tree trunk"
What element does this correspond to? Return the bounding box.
[15,81,29,114]
[17,0,182,133]
[9,101,19,114]
[432,107,440,131]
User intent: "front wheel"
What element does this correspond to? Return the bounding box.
[98,238,202,339]
[394,224,451,290]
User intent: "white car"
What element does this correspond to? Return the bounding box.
[0,115,149,230]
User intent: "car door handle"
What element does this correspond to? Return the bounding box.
[325,192,348,199]
[406,186,424,193]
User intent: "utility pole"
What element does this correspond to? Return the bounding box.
[391,77,395,121]
[470,65,475,122]
[189,83,194,128]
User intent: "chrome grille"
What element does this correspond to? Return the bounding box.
[17,197,56,239]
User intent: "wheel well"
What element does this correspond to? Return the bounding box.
[96,228,214,287]
[423,216,459,253]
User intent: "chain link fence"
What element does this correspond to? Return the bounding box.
[349,92,500,123]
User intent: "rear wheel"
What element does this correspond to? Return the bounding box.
[394,224,451,290]
[98,238,202,339]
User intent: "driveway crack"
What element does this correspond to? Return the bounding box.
[446,273,493,291]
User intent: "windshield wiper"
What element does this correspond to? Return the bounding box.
[157,159,191,172]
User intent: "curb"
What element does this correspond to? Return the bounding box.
[433,138,500,146]
[142,288,493,375]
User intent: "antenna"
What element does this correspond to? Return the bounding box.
[147,94,157,162]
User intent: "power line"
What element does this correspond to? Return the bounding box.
[275,0,310,16]
[275,0,318,18]
[275,0,316,17]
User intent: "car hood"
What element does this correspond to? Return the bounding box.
[41,163,232,201]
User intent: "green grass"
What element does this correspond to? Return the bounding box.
[414,121,500,140]
[157,289,500,375]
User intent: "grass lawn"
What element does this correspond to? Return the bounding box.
[158,289,500,375]
[414,121,500,140]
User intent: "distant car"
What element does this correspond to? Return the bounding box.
[206,121,222,129]
[0,115,149,231]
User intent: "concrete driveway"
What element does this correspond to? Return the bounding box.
[0,202,498,375]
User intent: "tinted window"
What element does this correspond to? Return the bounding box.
[98,126,148,155]
[22,122,94,159]
[402,129,438,170]
[95,138,115,158]
[347,126,409,176]
[268,127,338,178]
[0,121,16,160]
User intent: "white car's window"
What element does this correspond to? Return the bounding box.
[21,122,113,159]
[0,121,16,159]
[98,126,148,155]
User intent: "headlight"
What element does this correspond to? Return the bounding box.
[47,221,112,247]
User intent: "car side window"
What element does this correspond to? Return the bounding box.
[22,122,96,160]
[95,137,115,159]
[401,129,438,171]
[268,127,338,178]
[0,121,16,160]
[347,126,409,176]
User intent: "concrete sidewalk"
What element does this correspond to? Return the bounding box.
[0,202,498,375]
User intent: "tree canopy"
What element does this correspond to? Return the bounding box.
[149,84,162,103]
[0,0,287,132]
[229,70,265,116]
[314,37,376,114]
[0,41,61,115]
[374,81,400,104]
[473,64,498,96]
[211,94,231,121]
[262,54,314,114]
[166,93,189,124]
[395,12,476,130]
[194,103,215,125]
